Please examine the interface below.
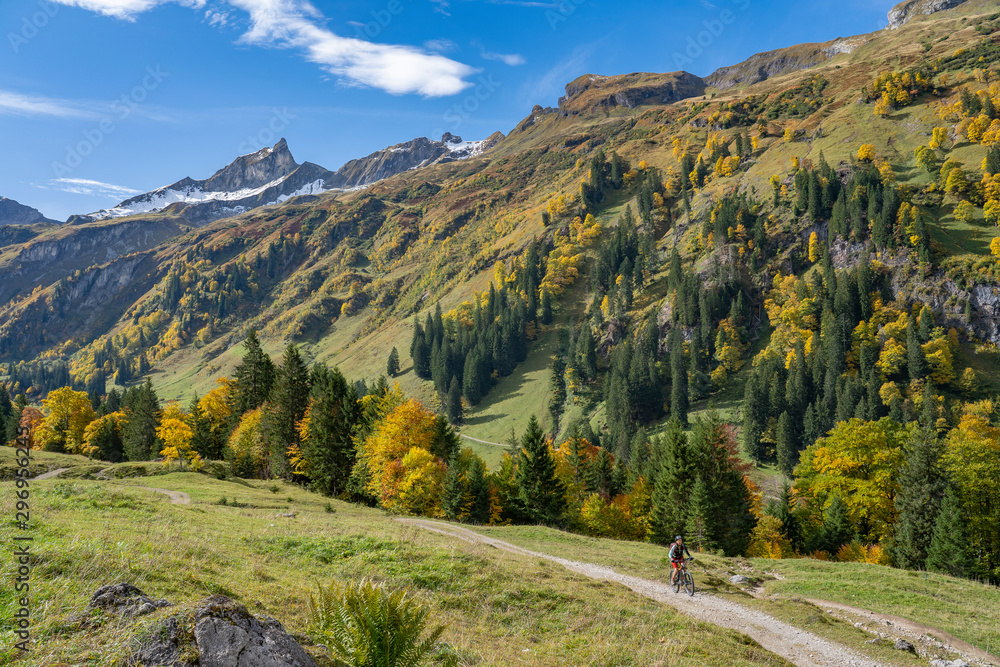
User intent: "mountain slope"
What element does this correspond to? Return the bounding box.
[0,196,58,226]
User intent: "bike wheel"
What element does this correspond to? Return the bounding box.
[684,570,695,596]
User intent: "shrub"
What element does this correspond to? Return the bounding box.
[308,579,445,667]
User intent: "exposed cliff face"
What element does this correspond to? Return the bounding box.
[0,197,58,226]
[0,217,185,302]
[705,37,870,90]
[886,0,970,29]
[558,72,707,114]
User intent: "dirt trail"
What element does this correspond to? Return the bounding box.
[30,467,190,505]
[398,518,886,667]
[806,598,1000,666]
[33,468,69,480]
[129,485,191,505]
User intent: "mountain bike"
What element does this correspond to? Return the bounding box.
[671,558,695,596]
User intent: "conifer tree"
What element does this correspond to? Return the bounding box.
[300,363,358,497]
[893,426,947,569]
[430,414,462,463]
[232,330,276,417]
[540,287,553,324]
[266,344,311,478]
[467,457,491,524]
[386,347,400,377]
[446,376,463,425]
[926,488,972,577]
[123,378,160,461]
[441,456,466,521]
[814,494,854,554]
[548,355,566,433]
[765,482,803,552]
[515,415,566,525]
[669,329,688,426]
[685,475,717,553]
[648,419,693,544]
[907,319,926,381]
[776,411,796,476]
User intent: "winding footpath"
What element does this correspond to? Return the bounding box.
[398,518,886,667]
[31,468,190,505]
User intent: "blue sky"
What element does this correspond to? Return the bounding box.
[1,0,899,221]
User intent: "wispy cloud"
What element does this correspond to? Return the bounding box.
[480,49,526,66]
[424,38,458,53]
[46,178,142,198]
[0,89,99,119]
[51,0,477,96]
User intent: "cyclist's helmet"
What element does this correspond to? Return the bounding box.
[675,535,683,541]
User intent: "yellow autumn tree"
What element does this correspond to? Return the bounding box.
[363,399,439,512]
[82,411,126,460]
[929,126,949,150]
[746,515,793,559]
[158,402,203,470]
[35,387,96,454]
[808,232,820,263]
[228,407,269,478]
[991,236,1000,259]
[795,418,907,543]
[857,144,876,162]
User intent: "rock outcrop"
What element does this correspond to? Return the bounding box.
[89,583,172,618]
[886,0,970,29]
[131,594,318,667]
[705,37,869,90]
[558,72,707,114]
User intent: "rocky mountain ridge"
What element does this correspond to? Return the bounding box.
[0,196,58,226]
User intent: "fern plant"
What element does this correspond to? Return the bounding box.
[308,579,445,667]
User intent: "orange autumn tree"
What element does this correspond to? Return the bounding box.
[363,399,444,515]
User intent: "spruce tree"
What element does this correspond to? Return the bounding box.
[514,415,566,525]
[893,426,947,570]
[122,378,160,461]
[441,457,466,521]
[776,411,796,476]
[685,476,717,553]
[301,363,358,497]
[266,344,311,479]
[446,376,463,425]
[232,330,276,417]
[430,415,462,462]
[462,352,483,406]
[386,347,400,377]
[669,329,688,426]
[467,457,491,524]
[926,489,971,578]
[907,319,926,381]
[815,494,854,555]
[648,419,693,544]
[540,287,553,324]
[765,482,803,552]
[548,355,567,433]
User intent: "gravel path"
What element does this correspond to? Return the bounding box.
[398,519,888,667]
[33,467,69,480]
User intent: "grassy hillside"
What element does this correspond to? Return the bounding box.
[0,468,797,666]
[3,466,996,665]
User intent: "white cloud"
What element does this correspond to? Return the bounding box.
[424,38,457,53]
[51,0,476,97]
[0,89,98,119]
[55,0,204,21]
[480,50,525,66]
[47,178,142,198]
[204,8,230,25]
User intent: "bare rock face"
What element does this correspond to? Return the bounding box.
[130,594,318,667]
[886,0,970,29]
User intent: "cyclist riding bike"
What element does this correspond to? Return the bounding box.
[668,535,693,586]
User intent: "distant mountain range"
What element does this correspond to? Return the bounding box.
[0,197,58,227]
[68,132,504,227]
